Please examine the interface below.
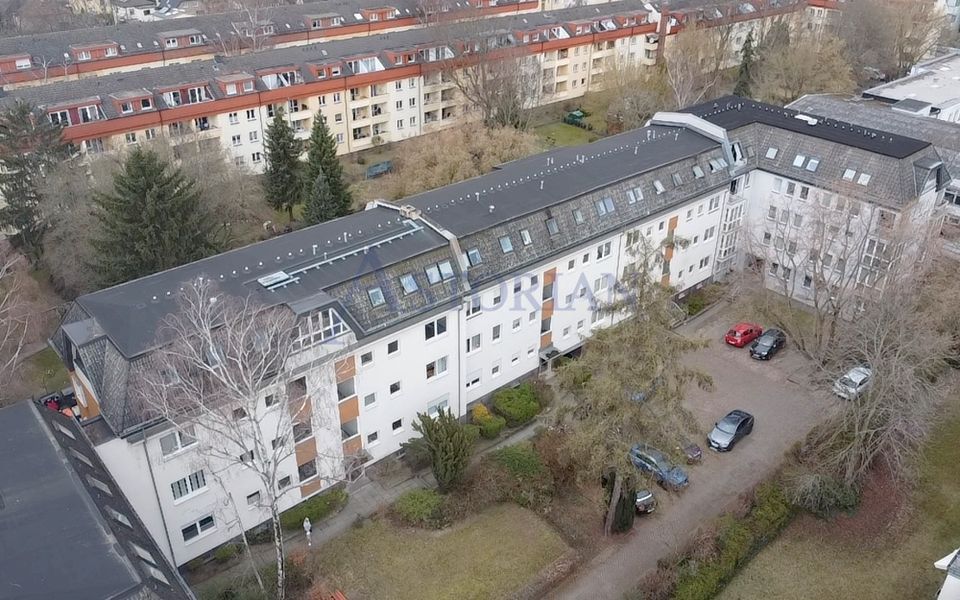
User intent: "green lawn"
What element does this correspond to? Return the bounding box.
[313,503,569,600]
[534,122,596,148]
[20,347,70,397]
[718,396,960,600]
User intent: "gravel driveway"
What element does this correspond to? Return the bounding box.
[546,302,837,600]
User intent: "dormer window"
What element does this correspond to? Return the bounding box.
[49,110,70,126]
[120,102,133,114]
[226,83,237,95]
[165,38,178,48]
[189,35,202,45]
[15,57,30,70]
[105,46,118,57]
[77,50,91,61]
[331,67,341,76]
[311,18,322,28]
[141,98,153,110]
[243,80,254,92]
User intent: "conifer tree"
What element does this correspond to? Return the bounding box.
[302,112,351,220]
[90,147,223,287]
[302,167,338,225]
[412,409,471,491]
[734,30,756,98]
[0,101,71,262]
[262,106,301,220]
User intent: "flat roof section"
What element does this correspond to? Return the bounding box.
[0,402,138,600]
[863,51,960,108]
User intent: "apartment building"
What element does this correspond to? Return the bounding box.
[0,0,538,89]
[48,96,948,567]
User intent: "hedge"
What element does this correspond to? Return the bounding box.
[492,383,541,427]
[279,487,348,531]
[393,488,444,527]
[472,404,506,439]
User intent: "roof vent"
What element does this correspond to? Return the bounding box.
[794,114,818,126]
[488,204,495,213]
[399,204,421,219]
[258,271,293,288]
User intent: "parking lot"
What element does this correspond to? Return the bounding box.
[548,301,838,600]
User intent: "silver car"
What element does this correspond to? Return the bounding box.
[833,366,872,400]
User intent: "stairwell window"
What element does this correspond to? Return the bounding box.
[159,426,196,457]
[171,470,206,501]
[181,515,215,543]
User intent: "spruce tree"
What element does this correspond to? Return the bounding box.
[262,106,301,220]
[302,167,337,225]
[90,148,223,287]
[734,30,756,98]
[0,101,71,262]
[302,112,351,219]
[412,409,471,492]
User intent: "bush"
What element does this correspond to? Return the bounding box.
[530,377,555,408]
[279,487,348,531]
[493,443,545,479]
[532,428,577,491]
[489,443,553,509]
[472,404,506,439]
[400,436,432,470]
[392,489,444,527]
[260,555,313,600]
[213,543,241,563]
[784,470,859,518]
[463,424,481,445]
[492,383,541,427]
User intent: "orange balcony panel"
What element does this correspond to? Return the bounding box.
[338,395,359,424]
[300,478,323,498]
[540,331,552,350]
[335,355,356,383]
[343,435,362,456]
[543,267,557,287]
[295,437,318,464]
[541,298,554,321]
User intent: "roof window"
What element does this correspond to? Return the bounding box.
[520,228,532,245]
[843,168,856,181]
[792,154,806,168]
[400,274,418,295]
[671,172,683,187]
[857,173,871,186]
[692,165,705,178]
[805,158,820,172]
[653,180,665,194]
[438,260,454,280]
[499,236,514,253]
[765,147,778,159]
[595,197,615,216]
[546,217,560,235]
[572,209,584,224]
[424,264,442,285]
[466,247,482,266]
[368,287,385,307]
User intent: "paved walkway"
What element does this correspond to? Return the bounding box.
[188,401,547,590]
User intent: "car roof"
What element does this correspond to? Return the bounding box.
[731,322,760,331]
[633,443,667,461]
[760,328,783,337]
[724,409,752,422]
[847,366,871,381]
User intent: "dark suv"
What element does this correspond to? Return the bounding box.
[749,329,786,360]
[628,443,689,490]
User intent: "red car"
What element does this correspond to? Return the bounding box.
[724,322,763,347]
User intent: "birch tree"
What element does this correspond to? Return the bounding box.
[139,280,339,600]
[0,244,27,395]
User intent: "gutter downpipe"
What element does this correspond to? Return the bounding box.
[142,440,178,565]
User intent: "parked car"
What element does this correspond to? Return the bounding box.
[629,443,689,490]
[635,489,657,514]
[833,366,872,400]
[749,328,786,360]
[724,322,763,347]
[707,410,755,452]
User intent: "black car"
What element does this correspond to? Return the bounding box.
[707,410,754,452]
[749,328,786,360]
[629,444,689,489]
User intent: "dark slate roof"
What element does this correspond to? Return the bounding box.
[76,205,453,358]
[684,95,931,159]
[0,402,192,600]
[787,94,960,183]
[891,98,932,113]
[407,125,718,237]
[0,1,650,114]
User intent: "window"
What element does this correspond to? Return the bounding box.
[298,459,317,482]
[125,132,137,145]
[802,275,812,289]
[425,356,448,379]
[792,154,805,168]
[512,318,521,331]
[389,381,402,395]
[572,209,584,224]
[793,213,803,227]
[596,241,611,259]
[368,287,385,307]
[767,206,777,220]
[786,182,796,196]
[842,168,856,181]
[708,197,721,211]
[769,262,779,276]
[278,476,291,489]
[492,324,501,341]
[400,273,419,295]
[159,426,196,457]
[528,310,537,322]
[293,421,312,442]
[499,236,514,253]
[171,470,206,501]
[239,449,254,463]
[466,333,481,353]
[692,165,705,178]
[520,229,532,245]
[248,131,259,142]
[704,226,715,240]
[145,128,157,140]
[251,152,262,164]
[424,316,447,340]
[226,83,237,96]
[120,102,134,114]
[466,296,481,317]
[465,247,482,266]
[672,172,683,187]
[361,392,376,409]
[653,180,665,194]
[699,255,711,269]
[181,515,215,542]
[491,361,501,377]
[387,340,399,355]
[762,231,772,245]
[231,134,242,146]
[246,491,261,507]
[595,197,615,216]
[367,431,379,445]
[246,109,257,120]
[546,218,559,236]
[14,57,30,70]
[805,158,820,172]
[857,173,871,186]
[392,419,403,432]
[264,394,277,408]
[272,437,285,450]
[799,186,809,200]
[765,147,778,159]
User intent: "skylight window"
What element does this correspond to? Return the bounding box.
[805,158,820,172]
[843,168,856,181]
[653,180,665,194]
[400,274,418,295]
[466,247,482,266]
[520,228,532,246]
[546,217,559,235]
[717,157,728,168]
[707,159,722,172]
[499,235,514,253]
[692,165,705,178]
[438,260,454,280]
[424,264,442,285]
[627,187,643,203]
[572,209,584,224]
[857,173,871,186]
[595,197,615,216]
[368,286,385,306]
[792,154,806,168]
[765,147,778,159]
[671,172,683,186]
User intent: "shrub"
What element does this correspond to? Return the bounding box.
[637,563,679,600]
[472,404,506,439]
[784,470,859,518]
[260,555,313,599]
[530,377,555,408]
[489,443,553,509]
[463,424,481,445]
[493,443,545,479]
[279,487,348,531]
[492,383,541,427]
[213,543,241,563]
[532,428,577,490]
[393,488,444,527]
[413,410,472,491]
[399,436,432,470]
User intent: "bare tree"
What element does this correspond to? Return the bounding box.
[557,238,711,535]
[0,242,27,393]
[602,58,673,131]
[138,280,342,600]
[752,33,855,104]
[210,0,277,56]
[662,24,732,109]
